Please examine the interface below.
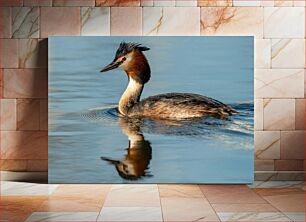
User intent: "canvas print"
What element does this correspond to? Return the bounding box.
[48,36,254,183]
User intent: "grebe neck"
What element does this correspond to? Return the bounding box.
[119,77,144,116]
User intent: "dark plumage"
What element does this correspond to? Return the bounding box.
[115,42,150,60]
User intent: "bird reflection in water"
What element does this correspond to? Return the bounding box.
[101,117,152,180]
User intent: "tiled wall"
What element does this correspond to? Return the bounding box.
[0,0,305,180]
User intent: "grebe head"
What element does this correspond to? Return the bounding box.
[100,42,151,84]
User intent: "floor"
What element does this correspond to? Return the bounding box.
[0,181,305,222]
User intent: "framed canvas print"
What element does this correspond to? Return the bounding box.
[48,36,254,183]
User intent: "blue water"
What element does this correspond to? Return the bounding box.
[48,36,254,184]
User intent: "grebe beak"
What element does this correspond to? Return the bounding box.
[100,60,120,72]
[101,156,120,165]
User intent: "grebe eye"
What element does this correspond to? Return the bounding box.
[122,57,126,61]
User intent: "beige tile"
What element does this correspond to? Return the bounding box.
[295,99,305,130]
[275,160,304,171]
[200,7,263,38]
[293,0,305,6]
[274,0,293,6]
[19,39,48,68]
[0,99,16,130]
[176,0,197,6]
[264,7,305,38]
[154,0,175,6]
[41,7,80,38]
[272,39,305,68]
[141,0,153,6]
[39,99,48,130]
[0,159,27,171]
[254,160,274,171]
[17,99,40,130]
[12,7,39,38]
[161,197,219,221]
[212,203,278,212]
[96,0,140,6]
[3,69,48,98]
[0,0,23,6]
[255,69,304,98]
[199,185,266,204]
[255,131,280,160]
[98,207,163,221]
[1,131,47,159]
[0,69,2,98]
[255,99,263,130]
[233,0,260,6]
[261,0,274,6]
[81,7,110,36]
[217,212,291,221]
[0,39,18,68]
[111,7,142,36]
[255,39,271,69]
[263,99,295,130]
[158,184,204,198]
[280,131,304,159]
[27,159,48,171]
[198,0,232,6]
[0,7,11,38]
[143,7,200,36]
[23,0,52,6]
[103,184,160,207]
[53,0,95,6]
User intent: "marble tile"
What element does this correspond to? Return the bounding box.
[41,7,80,38]
[255,39,271,68]
[141,0,153,6]
[143,7,200,36]
[0,69,2,98]
[154,0,176,6]
[200,7,263,38]
[255,69,304,98]
[19,39,48,68]
[0,196,47,222]
[199,185,266,204]
[264,7,305,38]
[3,69,48,98]
[263,99,295,130]
[0,0,22,6]
[104,184,160,207]
[272,39,305,68]
[12,7,39,38]
[255,131,280,160]
[40,99,48,130]
[293,0,305,6]
[81,7,110,36]
[158,184,204,198]
[98,207,162,221]
[198,0,232,6]
[161,197,219,221]
[0,7,11,38]
[38,196,104,212]
[26,212,99,222]
[261,0,274,6]
[255,188,305,212]
[0,131,48,159]
[0,159,27,171]
[27,159,48,172]
[295,99,305,130]
[233,0,260,6]
[254,160,274,171]
[111,7,142,36]
[280,131,304,159]
[17,99,40,130]
[53,0,95,6]
[96,0,140,6]
[24,0,52,6]
[255,171,304,181]
[0,99,17,130]
[275,160,304,171]
[1,181,58,196]
[217,212,291,221]
[0,39,18,68]
[212,203,278,212]
[255,99,263,130]
[274,0,293,6]
[248,181,304,188]
[283,212,305,222]
[176,0,197,6]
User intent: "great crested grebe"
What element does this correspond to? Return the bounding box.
[101,42,237,120]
